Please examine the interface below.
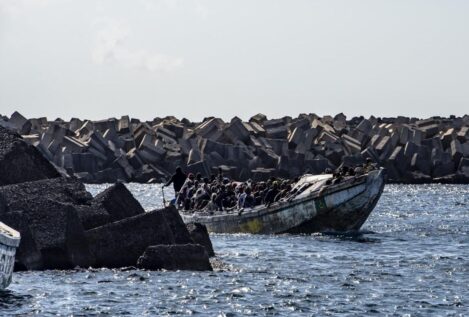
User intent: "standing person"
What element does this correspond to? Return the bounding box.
[163,167,187,202]
[264,181,279,207]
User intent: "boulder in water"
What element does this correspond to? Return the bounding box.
[136,244,212,271]
[186,223,215,257]
[0,126,60,185]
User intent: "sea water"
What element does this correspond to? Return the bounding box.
[1,184,467,316]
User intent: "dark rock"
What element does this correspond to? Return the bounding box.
[0,177,92,212]
[249,113,267,125]
[160,206,194,244]
[0,211,43,271]
[74,205,111,230]
[0,126,60,185]
[86,207,179,268]
[186,223,215,257]
[136,244,212,271]
[11,199,93,269]
[92,182,145,222]
[8,111,32,135]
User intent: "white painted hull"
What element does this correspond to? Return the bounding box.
[182,169,385,234]
[0,222,20,290]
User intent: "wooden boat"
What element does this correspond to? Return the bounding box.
[181,169,385,234]
[0,222,20,290]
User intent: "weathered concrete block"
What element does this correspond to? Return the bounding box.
[441,128,456,149]
[288,127,303,149]
[14,199,93,269]
[194,118,224,141]
[70,152,98,173]
[355,119,372,135]
[126,148,144,170]
[76,121,94,140]
[265,125,289,139]
[133,164,168,183]
[410,153,431,176]
[155,126,177,144]
[93,118,117,133]
[0,126,61,185]
[421,124,440,138]
[136,244,212,271]
[133,122,155,147]
[68,118,82,133]
[303,157,332,174]
[138,135,166,163]
[111,155,134,180]
[0,210,43,270]
[160,207,193,244]
[317,131,339,144]
[9,111,32,135]
[342,134,362,154]
[422,137,443,153]
[249,113,267,125]
[341,154,365,167]
[403,142,419,159]
[398,125,412,145]
[118,115,130,134]
[0,178,93,213]
[186,160,211,177]
[199,138,225,156]
[251,167,276,181]
[248,121,266,137]
[431,148,455,178]
[187,148,202,165]
[450,139,463,165]
[263,118,284,130]
[290,117,311,131]
[388,146,407,175]
[92,182,145,222]
[458,158,469,177]
[86,206,182,268]
[256,148,279,168]
[224,117,250,143]
[456,127,469,143]
[74,205,111,231]
[62,136,87,152]
[162,121,184,139]
[375,135,392,158]
[361,147,380,163]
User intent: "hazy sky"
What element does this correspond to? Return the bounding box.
[0,0,468,121]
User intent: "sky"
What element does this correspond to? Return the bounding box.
[0,0,468,122]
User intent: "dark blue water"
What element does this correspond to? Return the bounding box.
[1,184,467,316]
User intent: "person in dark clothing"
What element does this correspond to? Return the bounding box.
[243,187,256,208]
[163,167,187,195]
[215,185,227,211]
[264,182,279,207]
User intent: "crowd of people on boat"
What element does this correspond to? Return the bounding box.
[163,167,297,212]
[163,159,377,213]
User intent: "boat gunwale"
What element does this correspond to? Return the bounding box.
[182,171,376,223]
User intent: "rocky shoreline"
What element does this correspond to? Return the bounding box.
[1,111,469,184]
[0,125,214,271]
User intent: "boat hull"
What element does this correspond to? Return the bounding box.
[182,169,385,234]
[0,222,21,290]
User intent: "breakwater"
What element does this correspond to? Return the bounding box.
[0,125,214,271]
[1,112,469,183]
